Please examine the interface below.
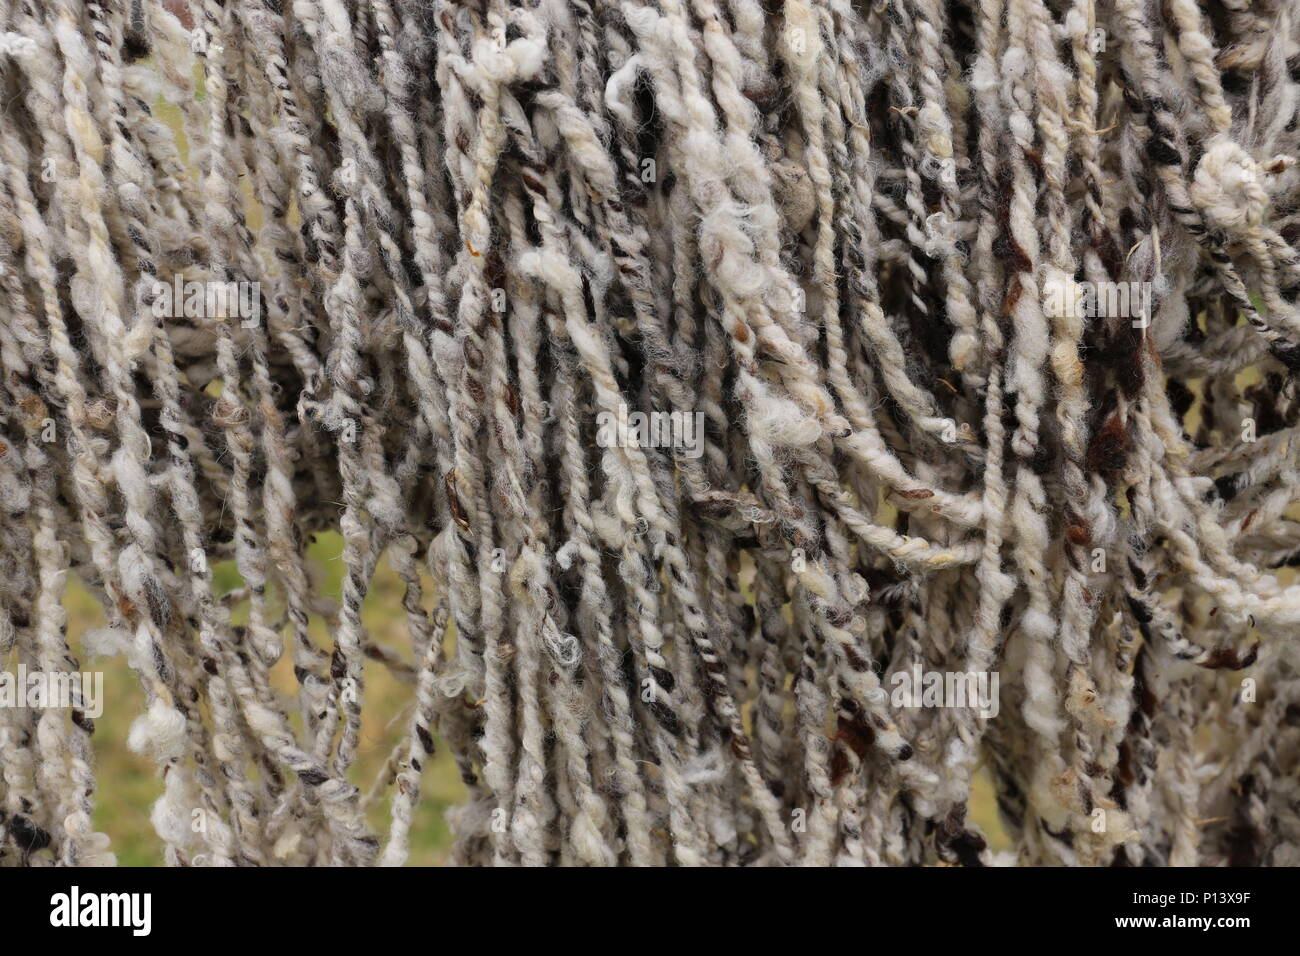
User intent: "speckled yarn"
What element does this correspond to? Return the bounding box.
[2,0,1300,867]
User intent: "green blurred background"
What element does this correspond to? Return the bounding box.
[71,535,465,865]
[66,532,1006,865]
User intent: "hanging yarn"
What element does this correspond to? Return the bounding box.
[2,0,1300,867]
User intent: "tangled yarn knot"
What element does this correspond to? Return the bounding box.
[1191,136,1271,231]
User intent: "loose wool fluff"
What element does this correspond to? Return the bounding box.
[2,0,1300,868]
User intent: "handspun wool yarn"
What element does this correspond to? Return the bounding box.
[2,0,1300,867]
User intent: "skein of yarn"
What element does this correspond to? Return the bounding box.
[1,0,1299,868]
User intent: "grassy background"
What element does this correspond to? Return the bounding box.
[72,535,465,866]
[66,533,1005,865]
